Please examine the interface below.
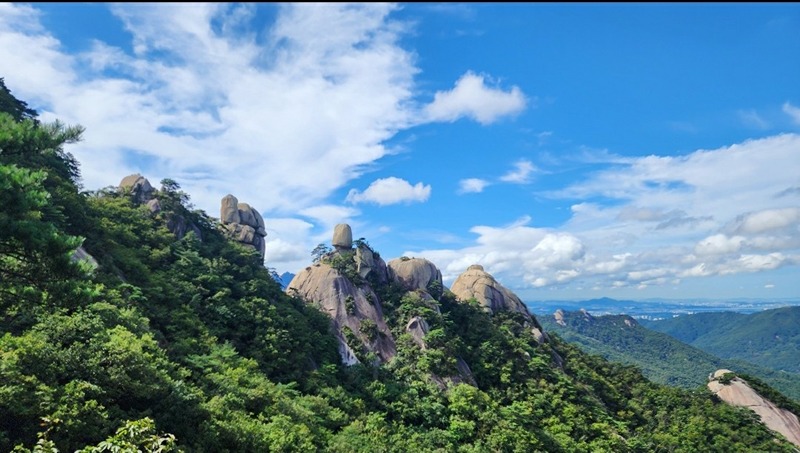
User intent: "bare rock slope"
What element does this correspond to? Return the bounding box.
[708,369,800,447]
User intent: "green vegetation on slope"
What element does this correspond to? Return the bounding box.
[1,82,797,452]
[538,310,800,400]
[643,307,800,373]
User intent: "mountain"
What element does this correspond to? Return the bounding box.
[2,80,799,452]
[538,309,800,400]
[278,271,295,289]
[642,306,800,373]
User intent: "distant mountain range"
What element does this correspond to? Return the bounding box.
[278,271,295,289]
[641,306,800,374]
[537,308,800,400]
[527,296,799,319]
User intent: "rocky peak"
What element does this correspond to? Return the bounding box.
[119,173,155,204]
[554,309,566,326]
[708,369,800,447]
[286,263,395,365]
[287,224,395,365]
[118,174,200,240]
[386,257,443,292]
[450,264,546,342]
[219,194,267,260]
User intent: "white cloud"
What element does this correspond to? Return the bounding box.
[0,3,431,273]
[406,134,800,294]
[500,159,537,184]
[346,177,431,206]
[726,207,800,235]
[458,178,490,194]
[783,102,800,125]
[694,234,746,255]
[738,109,769,129]
[424,71,527,125]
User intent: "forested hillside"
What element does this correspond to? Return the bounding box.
[642,307,800,373]
[538,309,800,400]
[2,80,798,452]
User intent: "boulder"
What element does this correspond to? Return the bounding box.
[220,194,240,224]
[332,224,353,251]
[451,264,546,340]
[450,264,530,317]
[554,309,566,326]
[220,195,267,260]
[119,174,155,204]
[386,257,443,292]
[405,316,430,350]
[145,198,161,214]
[355,243,389,283]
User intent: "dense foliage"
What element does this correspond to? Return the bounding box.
[1,83,798,452]
[643,307,800,373]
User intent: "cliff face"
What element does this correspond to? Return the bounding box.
[708,369,800,447]
[286,225,553,385]
[287,225,397,365]
[287,262,396,365]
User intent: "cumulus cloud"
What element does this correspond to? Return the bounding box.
[405,134,800,295]
[424,71,527,125]
[783,102,800,125]
[458,178,490,194]
[346,177,431,206]
[500,159,537,184]
[725,207,800,235]
[694,234,746,255]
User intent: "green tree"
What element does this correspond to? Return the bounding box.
[0,78,37,122]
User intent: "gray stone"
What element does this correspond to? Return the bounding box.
[146,198,161,214]
[332,224,353,250]
[708,370,800,447]
[450,264,545,335]
[220,195,267,260]
[405,316,430,350]
[119,174,155,204]
[237,203,258,227]
[286,263,396,365]
[220,194,240,224]
[386,257,443,292]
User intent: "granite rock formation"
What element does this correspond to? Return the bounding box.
[450,264,546,342]
[219,194,267,260]
[119,173,155,204]
[287,224,395,365]
[118,174,201,240]
[708,369,800,447]
[386,257,443,292]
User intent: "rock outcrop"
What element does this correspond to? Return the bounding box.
[287,263,396,364]
[554,309,566,326]
[355,242,389,284]
[118,174,201,240]
[450,264,546,341]
[386,257,443,292]
[708,369,800,447]
[219,194,267,260]
[332,224,353,251]
[119,173,155,204]
[287,224,395,365]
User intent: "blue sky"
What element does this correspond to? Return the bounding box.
[2,3,799,301]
